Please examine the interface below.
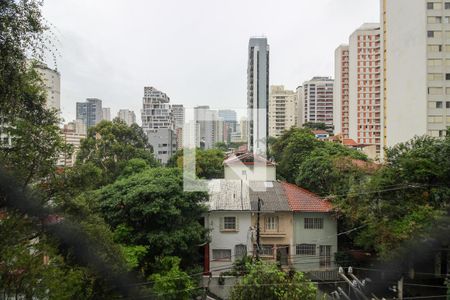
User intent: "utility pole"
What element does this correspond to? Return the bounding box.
[256,197,262,261]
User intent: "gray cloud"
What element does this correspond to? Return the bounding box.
[42,0,379,124]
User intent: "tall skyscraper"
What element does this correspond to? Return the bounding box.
[247,37,269,155]
[302,77,334,131]
[141,87,176,164]
[102,107,111,121]
[172,104,185,129]
[268,85,299,138]
[117,109,136,126]
[334,45,350,138]
[334,24,383,157]
[218,109,237,143]
[35,62,61,111]
[381,0,449,146]
[172,104,185,149]
[194,106,224,149]
[76,98,103,129]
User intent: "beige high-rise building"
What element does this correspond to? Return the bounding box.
[57,121,87,167]
[268,85,299,137]
[35,62,61,112]
[335,24,383,158]
[381,0,450,146]
[117,109,136,126]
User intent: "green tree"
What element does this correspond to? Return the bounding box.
[76,119,158,184]
[230,261,317,300]
[149,256,196,300]
[334,134,450,258]
[168,148,225,179]
[303,122,327,131]
[214,141,229,151]
[95,167,208,274]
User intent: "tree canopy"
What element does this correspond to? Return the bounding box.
[230,261,317,300]
[94,167,208,274]
[334,132,450,258]
[76,119,159,184]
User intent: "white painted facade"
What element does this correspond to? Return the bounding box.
[205,211,253,274]
[382,0,449,146]
[224,164,276,181]
[35,63,60,112]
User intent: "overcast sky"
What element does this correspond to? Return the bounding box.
[42,0,379,124]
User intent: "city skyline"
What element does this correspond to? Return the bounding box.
[41,0,379,124]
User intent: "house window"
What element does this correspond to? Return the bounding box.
[427,31,434,38]
[235,244,247,260]
[446,101,450,108]
[436,101,443,108]
[319,245,332,268]
[259,244,274,256]
[212,249,231,261]
[296,244,316,255]
[446,73,450,80]
[222,216,237,231]
[427,2,434,9]
[304,218,324,229]
[446,2,450,9]
[265,216,278,231]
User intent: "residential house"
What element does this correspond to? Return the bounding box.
[282,182,337,275]
[204,178,338,276]
[223,151,276,181]
[204,180,253,274]
[249,181,293,267]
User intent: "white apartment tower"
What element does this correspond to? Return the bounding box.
[268,85,299,138]
[117,109,136,126]
[35,62,61,112]
[247,37,269,155]
[194,106,224,149]
[102,107,111,121]
[141,87,176,164]
[382,0,450,146]
[302,77,334,131]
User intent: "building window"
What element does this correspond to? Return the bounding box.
[235,244,247,260]
[212,249,231,261]
[446,2,450,9]
[319,245,332,268]
[258,244,274,256]
[221,216,237,231]
[446,74,450,80]
[436,101,443,108]
[427,2,434,9]
[428,116,443,123]
[296,244,316,255]
[446,101,450,108]
[265,216,279,231]
[428,87,443,95]
[427,31,434,38]
[304,218,324,229]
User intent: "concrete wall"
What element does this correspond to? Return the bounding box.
[292,212,338,272]
[224,165,276,181]
[383,0,427,146]
[205,211,252,274]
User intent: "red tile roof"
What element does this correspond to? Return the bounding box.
[281,182,332,212]
[342,138,359,146]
